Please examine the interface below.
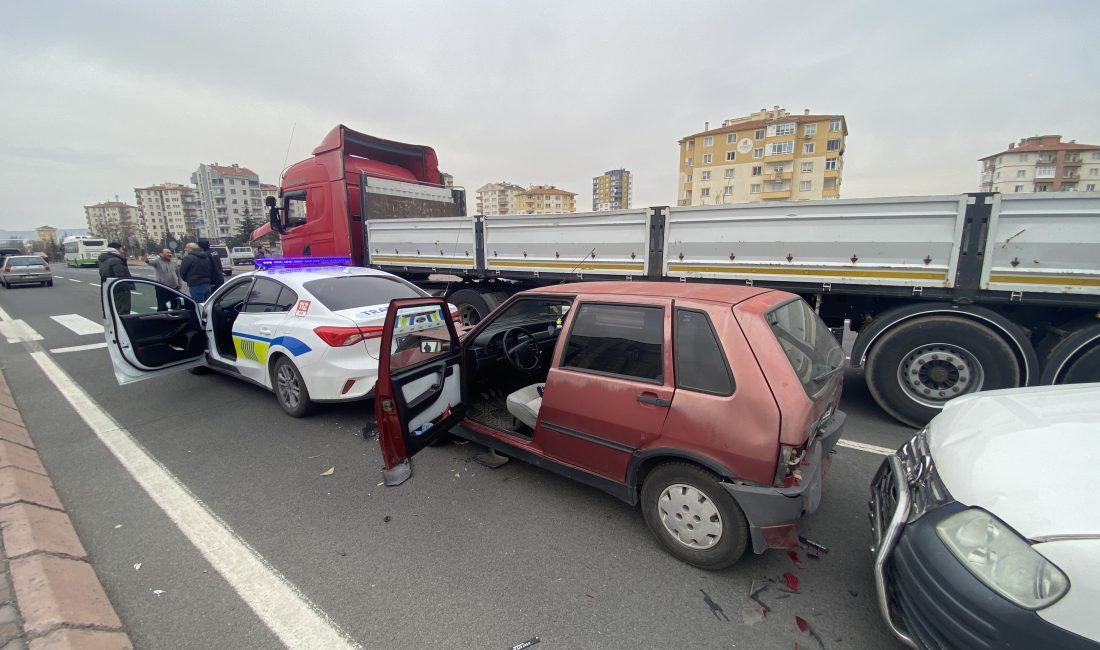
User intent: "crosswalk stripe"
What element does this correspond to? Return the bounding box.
[50,314,104,335]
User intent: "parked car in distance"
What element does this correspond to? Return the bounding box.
[230,247,255,266]
[870,383,1100,649]
[207,245,233,276]
[0,255,53,288]
[374,282,847,570]
[101,260,455,417]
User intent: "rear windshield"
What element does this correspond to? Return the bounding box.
[302,275,423,311]
[6,257,44,266]
[83,240,105,247]
[766,298,845,397]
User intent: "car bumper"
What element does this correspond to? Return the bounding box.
[868,459,1098,650]
[723,409,845,554]
[4,274,51,284]
[297,350,379,402]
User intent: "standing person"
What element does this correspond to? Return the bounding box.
[255,246,267,260]
[198,240,225,291]
[179,242,213,302]
[145,248,182,290]
[98,242,132,313]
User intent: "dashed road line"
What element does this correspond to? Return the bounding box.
[68,278,82,283]
[49,342,108,354]
[837,439,894,456]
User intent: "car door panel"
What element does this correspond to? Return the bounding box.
[376,298,466,486]
[102,278,206,385]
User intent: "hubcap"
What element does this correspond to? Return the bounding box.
[276,365,300,408]
[897,343,984,407]
[657,483,723,550]
[459,304,482,327]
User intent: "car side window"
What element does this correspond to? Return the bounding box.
[275,287,298,312]
[562,303,664,383]
[674,309,734,395]
[214,280,252,309]
[243,278,285,313]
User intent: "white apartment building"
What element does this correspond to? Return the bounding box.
[134,183,198,243]
[190,163,263,240]
[84,201,140,242]
[979,135,1100,193]
[475,182,526,216]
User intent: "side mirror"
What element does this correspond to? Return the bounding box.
[266,195,286,235]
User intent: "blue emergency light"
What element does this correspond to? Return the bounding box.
[254,256,351,269]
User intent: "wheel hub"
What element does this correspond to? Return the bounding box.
[656,483,723,550]
[277,366,300,408]
[898,344,983,407]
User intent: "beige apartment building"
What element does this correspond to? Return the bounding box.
[475,182,526,215]
[516,185,577,214]
[979,135,1100,193]
[84,201,140,241]
[677,106,847,205]
[134,183,198,243]
[592,169,632,211]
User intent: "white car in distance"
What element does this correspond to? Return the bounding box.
[101,259,455,416]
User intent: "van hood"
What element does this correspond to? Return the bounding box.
[928,383,1100,540]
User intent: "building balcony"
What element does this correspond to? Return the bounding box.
[1063,157,1082,167]
[824,169,841,178]
[769,171,793,182]
[822,187,840,198]
[762,190,792,200]
[765,152,795,163]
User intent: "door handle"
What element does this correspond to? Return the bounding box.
[258,327,273,335]
[636,393,671,407]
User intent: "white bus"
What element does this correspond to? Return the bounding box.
[62,236,108,268]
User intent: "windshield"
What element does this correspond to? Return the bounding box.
[302,275,423,311]
[6,257,44,266]
[766,298,845,398]
[82,239,104,247]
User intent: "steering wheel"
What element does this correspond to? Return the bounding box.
[502,328,541,371]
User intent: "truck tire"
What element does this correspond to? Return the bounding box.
[1040,323,1100,385]
[865,316,1021,428]
[450,289,501,326]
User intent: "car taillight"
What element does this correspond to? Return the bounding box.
[2,265,10,273]
[42,263,50,270]
[313,325,383,347]
[774,443,807,488]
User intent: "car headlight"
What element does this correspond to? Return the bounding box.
[895,428,951,521]
[936,508,1069,609]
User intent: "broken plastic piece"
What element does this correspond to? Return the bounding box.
[795,616,826,649]
[783,572,799,593]
[700,589,730,622]
[799,536,829,553]
[320,467,334,476]
[509,637,540,650]
[787,550,803,567]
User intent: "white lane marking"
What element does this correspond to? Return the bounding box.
[51,314,104,335]
[86,282,98,286]
[26,350,360,649]
[49,342,108,354]
[68,278,82,283]
[0,319,44,343]
[837,439,894,456]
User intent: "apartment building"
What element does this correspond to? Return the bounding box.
[592,169,633,211]
[677,106,847,205]
[84,201,140,240]
[516,185,577,214]
[979,135,1100,193]
[475,182,526,216]
[190,163,262,240]
[134,183,198,243]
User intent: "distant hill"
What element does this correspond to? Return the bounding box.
[0,227,88,241]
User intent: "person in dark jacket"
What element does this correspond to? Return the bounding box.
[198,240,225,289]
[179,243,214,302]
[98,242,132,314]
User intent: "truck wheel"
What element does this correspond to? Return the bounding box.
[640,462,748,570]
[866,316,1021,428]
[450,289,500,326]
[1040,323,1100,384]
[272,357,315,418]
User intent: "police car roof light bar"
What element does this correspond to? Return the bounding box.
[254,256,351,269]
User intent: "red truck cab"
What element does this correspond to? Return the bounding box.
[257,125,464,262]
[373,281,846,569]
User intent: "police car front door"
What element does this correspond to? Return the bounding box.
[232,277,295,385]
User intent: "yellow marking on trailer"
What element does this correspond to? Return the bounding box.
[371,255,474,265]
[989,274,1100,287]
[666,264,948,281]
[490,260,645,271]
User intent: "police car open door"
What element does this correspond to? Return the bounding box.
[101,278,207,385]
[375,297,466,486]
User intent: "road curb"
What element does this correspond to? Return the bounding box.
[0,369,132,650]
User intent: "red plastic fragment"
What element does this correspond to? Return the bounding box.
[787,550,803,567]
[796,615,809,632]
[784,572,800,592]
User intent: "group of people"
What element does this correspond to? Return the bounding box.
[97,240,243,303]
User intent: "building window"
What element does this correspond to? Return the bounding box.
[829,119,841,132]
[700,188,711,198]
[768,141,794,155]
[723,186,733,196]
[686,141,694,150]
[1061,184,1078,191]
[685,173,692,182]
[1019,154,1029,162]
[825,157,838,170]
[1087,184,1096,191]
[726,151,736,161]
[724,169,734,179]
[1090,168,1099,176]
[803,123,817,137]
[768,122,796,136]
[752,166,763,176]
[803,143,815,154]
[1014,185,1024,192]
[754,129,765,140]
[799,181,812,192]
[702,153,713,164]
[686,157,693,167]
[701,171,711,181]
[826,139,841,152]
[750,184,762,194]
[726,133,737,144]
[1016,170,1027,178]
[1036,184,1049,192]
[753,148,764,159]
[801,162,813,173]
[704,136,713,147]
[1036,166,1055,178]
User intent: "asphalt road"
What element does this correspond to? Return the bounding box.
[0,266,917,650]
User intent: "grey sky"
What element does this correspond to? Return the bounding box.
[1,0,1097,231]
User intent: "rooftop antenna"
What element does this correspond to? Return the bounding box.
[279,122,297,183]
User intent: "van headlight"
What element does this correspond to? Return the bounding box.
[935,508,1069,609]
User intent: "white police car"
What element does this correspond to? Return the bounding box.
[101,257,453,417]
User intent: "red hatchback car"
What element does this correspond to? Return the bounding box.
[374,282,846,569]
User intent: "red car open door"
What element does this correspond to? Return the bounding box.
[375,297,466,486]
